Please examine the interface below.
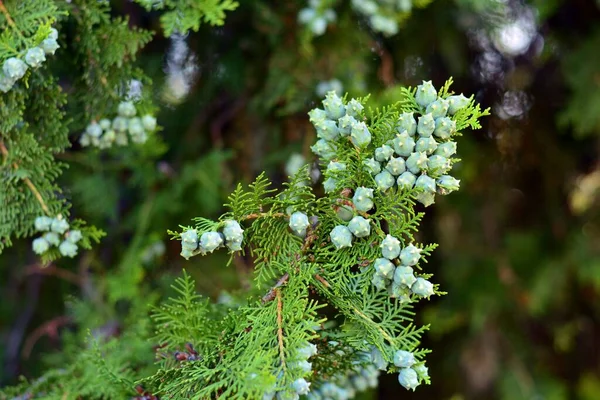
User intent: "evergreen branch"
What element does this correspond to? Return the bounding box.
[275,289,286,370]
[0,0,24,39]
[0,140,51,215]
[262,273,289,303]
[242,212,287,221]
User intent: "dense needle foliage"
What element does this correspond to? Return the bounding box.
[1,0,599,399]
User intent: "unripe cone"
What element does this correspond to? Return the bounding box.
[415,81,437,107]
[330,225,353,249]
[381,234,401,260]
[348,216,371,238]
[397,112,417,136]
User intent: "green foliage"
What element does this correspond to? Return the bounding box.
[2,0,600,399]
[559,28,600,138]
[156,82,487,397]
[134,0,240,36]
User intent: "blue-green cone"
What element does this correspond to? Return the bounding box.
[399,244,421,266]
[397,112,417,136]
[389,282,412,302]
[370,347,388,370]
[323,177,338,193]
[417,113,435,137]
[59,240,78,258]
[290,360,312,374]
[338,114,357,136]
[437,175,460,194]
[381,234,401,260]
[425,98,449,119]
[142,115,157,131]
[352,375,369,391]
[32,237,50,254]
[289,212,310,235]
[398,368,420,391]
[50,218,69,234]
[413,364,429,380]
[41,38,60,55]
[375,170,395,191]
[447,94,470,115]
[315,119,339,141]
[311,139,337,160]
[43,232,60,247]
[99,119,112,130]
[394,350,416,368]
[66,230,82,244]
[336,204,354,222]
[348,216,371,238]
[394,265,417,287]
[397,171,417,190]
[415,191,436,207]
[411,277,434,298]
[350,122,372,147]
[199,231,224,253]
[415,136,438,155]
[392,132,416,157]
[34,216,53,231]
[86,122,102,138]
[415,174,436,193]
[118,101,137,117]
[3,57,28,80]
[327,161,347,173]
[292,378,311,395]
[352,187,374,212]
[433,117,456,139]
[322,91,346,119]
[385,156,406,176]
[330,225,353,249]
[308,108,328,125]
[363,157,381,175]
[434,141,457,158]
[297,342,318,359]
[181,229,199,251]
[415,81,437,107]
[427,155,451,174]
[223,219,244,245]
[406,152,428,174]
[374,258,395,279]
[112,117,128,132]
[371,273,388,290]
[128,117,144,136]
[375,144,394,162]
[346,98,364,117]
[25,47,46,68]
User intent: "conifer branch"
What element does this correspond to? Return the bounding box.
[275,289,286,371]
[311,275,396,345]
[0,141,51,215]
[262,273,289,303]
[242,212,287,221]
[0,1,24,39]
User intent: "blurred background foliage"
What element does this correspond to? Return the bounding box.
[1,0,600,399]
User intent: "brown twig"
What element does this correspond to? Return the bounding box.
[275,289,286,370]
[314,274,330,288]
[23,264,81,286]
[312,273,396,345]
[22,316,72,358]
[241,212,287,221]
[261,222,320,303]
[262,273,289,303]
[0,1,21,36]
[1,141,51,215]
